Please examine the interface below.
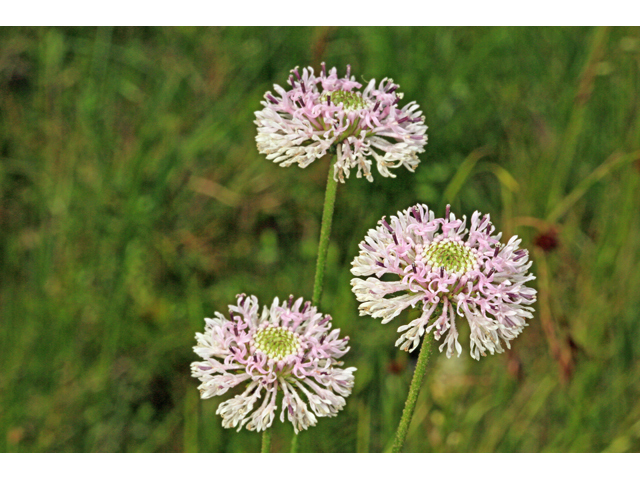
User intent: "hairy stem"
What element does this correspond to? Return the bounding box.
[391,338,432,453]
[261,428,271,453]
[290,432,299,453]
[291,156,338,453]
[312,156,338,306]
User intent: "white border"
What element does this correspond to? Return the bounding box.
[0,1,634,26]
[1,452,636,478]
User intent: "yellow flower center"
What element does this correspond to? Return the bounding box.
[253,326,301,361]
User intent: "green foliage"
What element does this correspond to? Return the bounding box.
[1,26,639,452]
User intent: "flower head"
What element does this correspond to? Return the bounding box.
[351,204,536,360]
[255,64,428,183]
[191,294,355,433]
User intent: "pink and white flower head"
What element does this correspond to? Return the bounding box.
[191,294,355,434]
[255,64,428,183]
[351,204,537,360]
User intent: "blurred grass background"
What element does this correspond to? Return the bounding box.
[1,26,640,453]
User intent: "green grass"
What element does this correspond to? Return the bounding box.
[1,26,640,452]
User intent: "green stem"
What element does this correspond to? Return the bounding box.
[391,338,432,453]
[312,156,338,306]
[261,428,271,453]
[290,432,299,453]
[290,156,338,453]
